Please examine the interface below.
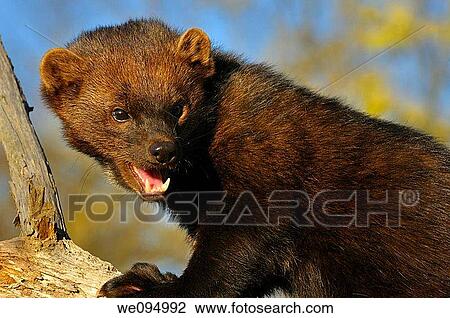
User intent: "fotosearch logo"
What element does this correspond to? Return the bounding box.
[67,189,419,227]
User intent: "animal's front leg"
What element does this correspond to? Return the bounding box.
[98,263,176,297]
[99,227,277,297]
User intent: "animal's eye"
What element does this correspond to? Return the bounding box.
[171,103,184,119]
[112,108,131,122]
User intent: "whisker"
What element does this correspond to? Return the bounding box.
[79,162,98,194]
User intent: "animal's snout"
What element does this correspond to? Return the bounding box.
[149,140,177,164]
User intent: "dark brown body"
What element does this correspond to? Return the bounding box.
[40,19,450,297]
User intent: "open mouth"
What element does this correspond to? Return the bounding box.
[129,164,171,198]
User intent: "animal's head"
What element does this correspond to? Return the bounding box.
[40,20,215,200]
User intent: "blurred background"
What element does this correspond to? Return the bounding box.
[0,0,448,275]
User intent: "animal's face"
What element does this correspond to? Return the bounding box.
[40,26,214,200]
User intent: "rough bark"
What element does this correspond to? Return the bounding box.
[0,39,66,240]
[0,237,120,297]
[0,38,130,297]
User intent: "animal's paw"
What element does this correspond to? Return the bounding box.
[97,262,176,298]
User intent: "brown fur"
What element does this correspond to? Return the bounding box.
[41,19,449,297]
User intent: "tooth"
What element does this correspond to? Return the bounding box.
[160,178,171,192]
[145,179,152,193]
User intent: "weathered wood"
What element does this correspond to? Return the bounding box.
[0,237,120,297]
[0,38,66,240]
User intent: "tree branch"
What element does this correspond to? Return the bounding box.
[0,39,66,240]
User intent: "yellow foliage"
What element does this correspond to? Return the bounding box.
[402,105,429,130]
[354,72,393,116]
[362,3,417,50]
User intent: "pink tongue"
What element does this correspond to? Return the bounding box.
[132,166,163,193]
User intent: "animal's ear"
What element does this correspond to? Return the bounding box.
[176,28,214,77]
[40,48,86,93]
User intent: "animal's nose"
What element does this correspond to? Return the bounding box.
[149,141,177,164]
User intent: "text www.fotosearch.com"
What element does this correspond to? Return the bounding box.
[116,301,334,315]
